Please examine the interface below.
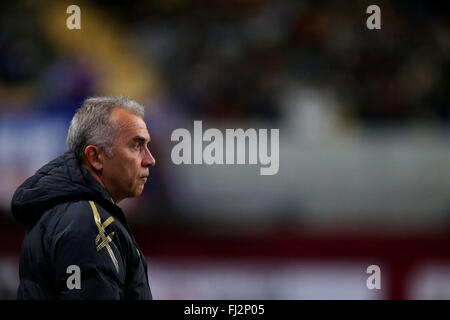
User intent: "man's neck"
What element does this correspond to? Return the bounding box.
[82,163,117,204]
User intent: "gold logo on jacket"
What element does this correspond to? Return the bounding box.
[89,201,119,273]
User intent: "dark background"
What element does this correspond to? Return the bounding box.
[0,0,449,299]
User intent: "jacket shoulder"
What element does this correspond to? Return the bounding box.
[50,200,111,231]
[42,199,121,252]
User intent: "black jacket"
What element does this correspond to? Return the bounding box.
[11,151,152,300]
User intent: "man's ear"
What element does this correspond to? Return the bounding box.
[84,145,104,171]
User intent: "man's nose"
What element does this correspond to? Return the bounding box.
[142,150,156,168]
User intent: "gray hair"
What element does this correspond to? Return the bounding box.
[67,95,145,163]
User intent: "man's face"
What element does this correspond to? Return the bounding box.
[101,108,155,203]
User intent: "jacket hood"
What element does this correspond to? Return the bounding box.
[11,151,119,226]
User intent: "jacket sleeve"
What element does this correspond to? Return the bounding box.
[48,201,125,300]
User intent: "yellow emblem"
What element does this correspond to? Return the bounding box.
[89,201,119,273]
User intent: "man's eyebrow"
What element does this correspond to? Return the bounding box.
[131,136,151,143]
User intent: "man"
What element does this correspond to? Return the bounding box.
[11,96,156,299]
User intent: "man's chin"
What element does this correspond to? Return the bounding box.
[134,185,145,197]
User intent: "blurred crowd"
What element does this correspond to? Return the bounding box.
[1,0,448,123]
[0,0,448,224]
